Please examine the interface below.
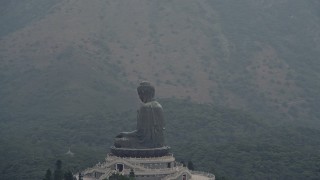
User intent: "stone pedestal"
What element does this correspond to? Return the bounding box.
[78,152,215,180]
[110,146,171,158]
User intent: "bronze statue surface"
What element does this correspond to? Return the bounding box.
[114,82,165,149]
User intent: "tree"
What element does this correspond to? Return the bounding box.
[181,161,186,167]
[43,169,52,180]
[64,170,74,180]
[53,160,63,180]
[187,161,194,170]
[44,160,76,180]
[129,169,135,180]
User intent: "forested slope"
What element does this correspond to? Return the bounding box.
[1,100,320,179]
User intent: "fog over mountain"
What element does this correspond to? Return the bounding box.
[0,0,320,179]
[1,0,320,124]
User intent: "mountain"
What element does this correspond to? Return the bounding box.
[1,0,320,125]
[1,0,320,179]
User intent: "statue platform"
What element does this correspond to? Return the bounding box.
[77,153,215,180]
[110,146,171,158]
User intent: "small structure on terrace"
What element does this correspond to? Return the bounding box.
[77,82,215,180]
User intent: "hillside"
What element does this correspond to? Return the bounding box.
[1,99,320,179]
[0,0,319,125]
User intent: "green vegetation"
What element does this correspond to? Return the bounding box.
[53,160,63,180]
[163,99,320,179]
[204,0,320,125]
[1,0,319,127]
[1,99,320,179]
[42,160,75,180]
[187,161,194,171]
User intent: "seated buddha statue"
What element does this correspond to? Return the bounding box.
[114,82,165,149]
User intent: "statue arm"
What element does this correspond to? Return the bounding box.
[117,130,137,138]
[153,106,165,130]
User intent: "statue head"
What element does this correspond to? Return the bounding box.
[137,81,155,103]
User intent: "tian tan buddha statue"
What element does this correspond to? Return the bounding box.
[114,82,165,149]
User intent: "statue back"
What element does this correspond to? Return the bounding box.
[137,101,165,148]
